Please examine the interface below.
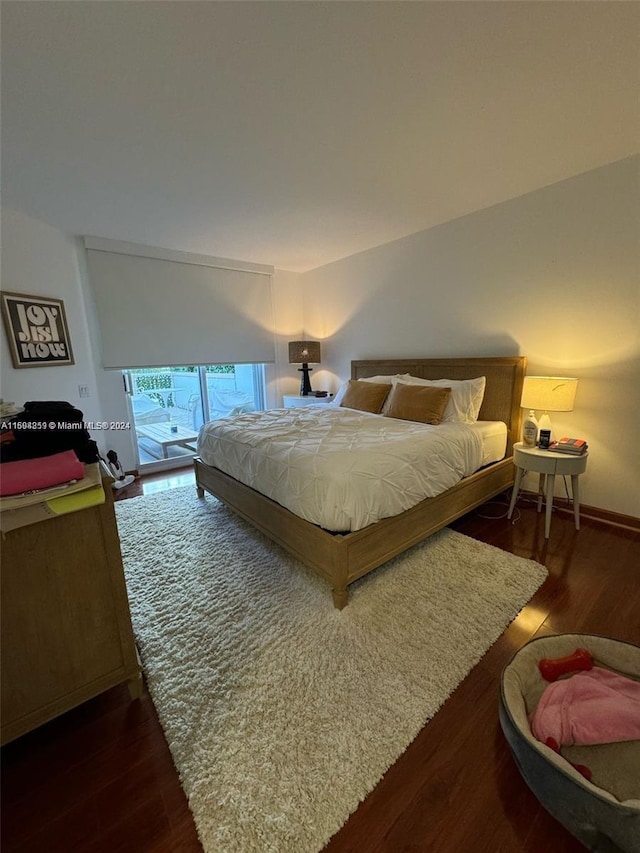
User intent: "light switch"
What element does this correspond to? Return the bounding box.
[78,385,90,398]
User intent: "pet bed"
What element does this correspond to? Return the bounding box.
[500,633,640,852]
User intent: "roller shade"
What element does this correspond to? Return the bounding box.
[84,238,275,368]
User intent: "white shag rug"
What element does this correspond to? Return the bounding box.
[115,486,547,853]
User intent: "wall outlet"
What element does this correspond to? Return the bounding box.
[78,384,90,398]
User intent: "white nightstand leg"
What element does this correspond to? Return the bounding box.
[507,466,524,519]
[572,474,581,530]
[544,473,555,539]
[537,473,546,513]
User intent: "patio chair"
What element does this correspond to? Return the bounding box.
[132,394,170,425]
[187,389,255,430]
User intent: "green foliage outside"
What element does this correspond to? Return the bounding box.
[130,365,234,406]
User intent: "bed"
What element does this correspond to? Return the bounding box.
[194,356,526,608]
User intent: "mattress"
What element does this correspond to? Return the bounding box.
[197,407,506,532]
[467,419,507,467]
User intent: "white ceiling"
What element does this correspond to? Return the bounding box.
[2,1,638,272]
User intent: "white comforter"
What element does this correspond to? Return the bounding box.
[197,406,485,532]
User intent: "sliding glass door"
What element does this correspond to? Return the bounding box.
[125,364,264,470]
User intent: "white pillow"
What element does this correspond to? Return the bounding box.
[391,375,486,424]
[333,374,412,406]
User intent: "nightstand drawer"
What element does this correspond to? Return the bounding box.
[514,446,558,474]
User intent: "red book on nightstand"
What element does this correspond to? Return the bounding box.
[0,450,84,497]
[548,437,588,455]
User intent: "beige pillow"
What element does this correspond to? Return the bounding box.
[391,375,486,423]
[384,383,452,425]
[333,374,412,406]
[339,380,390,414]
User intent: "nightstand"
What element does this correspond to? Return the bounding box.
[507,442,588,539]
[283,395,333,408]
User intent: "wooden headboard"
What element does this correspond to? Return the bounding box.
[351,356,526,455]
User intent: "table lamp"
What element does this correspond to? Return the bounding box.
[520,376,578,445]
[288,340,321,396]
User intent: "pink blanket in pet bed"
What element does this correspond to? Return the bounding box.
[530,667,640,747]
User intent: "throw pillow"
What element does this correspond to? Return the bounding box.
[339,380,391,414]
[384,383,452,425]
[391,375,486,423]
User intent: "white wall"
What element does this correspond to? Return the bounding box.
[302,158,640,518]
[267,268,305,403]
[0,209,105,448]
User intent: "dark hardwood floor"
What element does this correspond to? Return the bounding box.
[2,468,638,852]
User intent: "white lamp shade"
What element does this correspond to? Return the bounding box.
[521,376,578,412]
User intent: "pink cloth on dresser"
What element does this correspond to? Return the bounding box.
[0,450,84,497]
[531,667,640,747]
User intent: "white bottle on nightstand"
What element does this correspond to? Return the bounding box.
[522,410,539,447]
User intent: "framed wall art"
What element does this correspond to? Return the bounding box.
[1,291,75,368]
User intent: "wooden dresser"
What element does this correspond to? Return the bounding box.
[1,476,141,745]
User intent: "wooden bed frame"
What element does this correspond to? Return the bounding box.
[194,356,527,609]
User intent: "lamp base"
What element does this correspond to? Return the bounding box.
[538,412,553,441]
[298,364,313,396]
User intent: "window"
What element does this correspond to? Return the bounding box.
[126,363,265,468]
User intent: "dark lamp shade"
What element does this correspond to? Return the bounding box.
[288,340,321,364]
